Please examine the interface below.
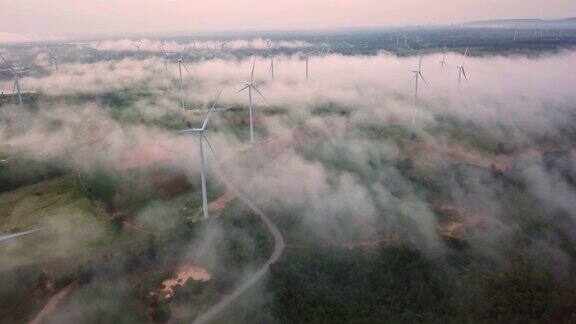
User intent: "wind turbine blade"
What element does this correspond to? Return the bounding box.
[236,85,249,94]
[180,45,189,61]
[462,68,468,81]
[251,60,256,82]
[176,129,201,135]
[418,56,423,70]
[202,90,223,129]
[419,72,430,88]
[251,85,268,104]
[183,63,194,78]
[0,53,10,66]
[22,66,49,73]
[0,229,41,243]
[203,133,217,159]
[0,54,15,73]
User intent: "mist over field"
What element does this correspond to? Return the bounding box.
[1,47,575,253]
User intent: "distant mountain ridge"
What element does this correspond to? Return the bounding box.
[463,17,576,29]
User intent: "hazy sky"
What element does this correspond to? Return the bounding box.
[2,0,576,37]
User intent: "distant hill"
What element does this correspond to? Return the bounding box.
[463,17,576,29]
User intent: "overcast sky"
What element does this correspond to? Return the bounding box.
[1,0,576,38]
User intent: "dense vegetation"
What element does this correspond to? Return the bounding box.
[267,243,576,323]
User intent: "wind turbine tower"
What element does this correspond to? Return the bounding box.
[266,40,275,80]
[237,60,268,143]
[178,91,222,219]
[0,54,43,131]
[439,54,448,72]
[43,50,58,71]
[176,46,193,111]
[457,47,469,88]
[412,56,429,125]
[304,50,317,80]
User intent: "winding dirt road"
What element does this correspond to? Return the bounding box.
[191,131,291,323]
[29,283,75,324]
[191,167,285,324]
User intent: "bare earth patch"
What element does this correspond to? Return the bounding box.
[161,266,211,299]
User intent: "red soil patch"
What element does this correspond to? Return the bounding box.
[434,202,490,239]
[401,141,510,172]
[116,145,177,171]
[208,189,236,215]
[193,188,237,219]
[161,265,211,300]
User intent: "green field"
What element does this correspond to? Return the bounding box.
[0,176,117,270]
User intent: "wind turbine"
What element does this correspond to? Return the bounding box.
[266,40,275,80]
[237,60,268,143]
[159,41,169,70]
[304,50,317,80]
[457,47,469,88]
[218,41,228,52]
[0,54,44,131]
[133,40,143,52]
[133,40,143,59]
[439,54,448,71]
[42,50,58,71]
[176,45,194,110]
[411,56,429,125]
[178,91,222,219]
[157,40,177,71]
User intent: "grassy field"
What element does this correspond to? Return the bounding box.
[0,175,118,270]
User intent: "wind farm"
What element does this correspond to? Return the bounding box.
[1,3,576,324]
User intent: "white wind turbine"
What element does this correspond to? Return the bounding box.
[159,41,168,70]
[42,50,58,71]
[457,47,469,88]
[266,40,275,80]
[218,41,228,52]
[178,91,222,220]
[133,40,143,52]
[0,54,45,130]
[176,45,194,111]
[133,40,143,59]
[304,50,317,80]
[439,54,448,72]
[411,56,429,125]
[237,60,268,143]
[158,40,177,71]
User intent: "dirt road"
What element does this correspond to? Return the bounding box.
[29,283,75,324]
[191,146,287,324]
